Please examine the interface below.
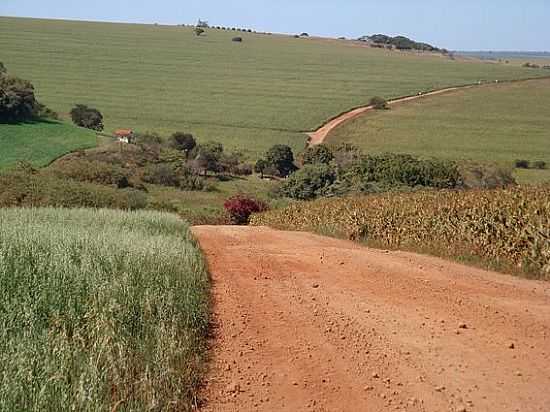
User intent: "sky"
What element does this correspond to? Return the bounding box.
[1,0,549,51]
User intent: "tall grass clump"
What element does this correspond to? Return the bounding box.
[0,208,209,411]
[251,187,550,279]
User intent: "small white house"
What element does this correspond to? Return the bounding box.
[114,129,134,143]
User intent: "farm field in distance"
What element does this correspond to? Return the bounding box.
[1,16,548,159]
[325,78,550,184]
[0,121,95,169]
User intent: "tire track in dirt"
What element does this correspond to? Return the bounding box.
[192,225,550,412]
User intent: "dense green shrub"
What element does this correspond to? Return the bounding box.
[232,163,253,176]
[49,159,131,188]
[169,132,196,158]
[191,142,224,176]
[264,144,297,177]
[278,164,336,200]
[142,164,204,191]
[177,166,205,191]
[142,164,179,186]
[134,131,163,147]
[254,159,269,178]
[302,145,334,165]
[340,153,462,191]
[70,104,104,131]
[332,143,364,169]
[0,72,39,122]
[365,34,440,52]
[0,171,147,210]
[514,159,530,169]
[460,163,516,189]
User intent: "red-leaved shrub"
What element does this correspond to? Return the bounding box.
[224,195,268,225]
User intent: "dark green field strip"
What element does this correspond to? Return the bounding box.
[0,122,96,169]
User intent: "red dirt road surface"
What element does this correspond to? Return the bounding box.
[192,226,550,412]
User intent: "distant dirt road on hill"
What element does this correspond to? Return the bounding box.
[307,86,473,146]
[192,225,550,412]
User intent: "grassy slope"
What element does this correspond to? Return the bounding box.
[326,78,550,183]
[1,17,546,159]
[0,121,95,169]
[148,175,286,223]
[0,208,209,411]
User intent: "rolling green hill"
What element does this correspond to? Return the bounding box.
[325,78,550,184]
[1,16,546,158]
[0,121,95,169]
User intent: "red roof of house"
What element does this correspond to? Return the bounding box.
[114,129,133,137]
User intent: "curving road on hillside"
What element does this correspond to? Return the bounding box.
[306,76,550,146]
[192,225,550,412]
[307,85,475,146]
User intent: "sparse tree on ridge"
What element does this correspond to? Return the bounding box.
[197,19,209,28]
[369,96,389,110]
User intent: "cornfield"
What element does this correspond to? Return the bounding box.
[0,208,209,411]
[251,187,550,279]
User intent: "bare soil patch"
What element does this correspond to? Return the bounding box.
[192,225,550,412]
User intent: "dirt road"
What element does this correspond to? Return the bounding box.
[307,86,473,146]
[192,226,550,412]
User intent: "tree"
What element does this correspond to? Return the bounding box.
[197,19,209,28]
[278,164,336,200]
[0,73,39,122]
[369,96,389,110]
[254,159,269,178]
[70,104,104,131]
[265,144,296,177]
[170,132,196,158]
[302,145,334,165]
[193,142,223,176]
[332,143,363,169]
[194,27,205,36]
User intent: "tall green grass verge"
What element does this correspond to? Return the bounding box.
[0,208,209,411]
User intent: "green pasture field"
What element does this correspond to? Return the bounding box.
[1,16,547,159]
[0,208,209,411]
[0,120,95,169]
[325,78,550,184]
